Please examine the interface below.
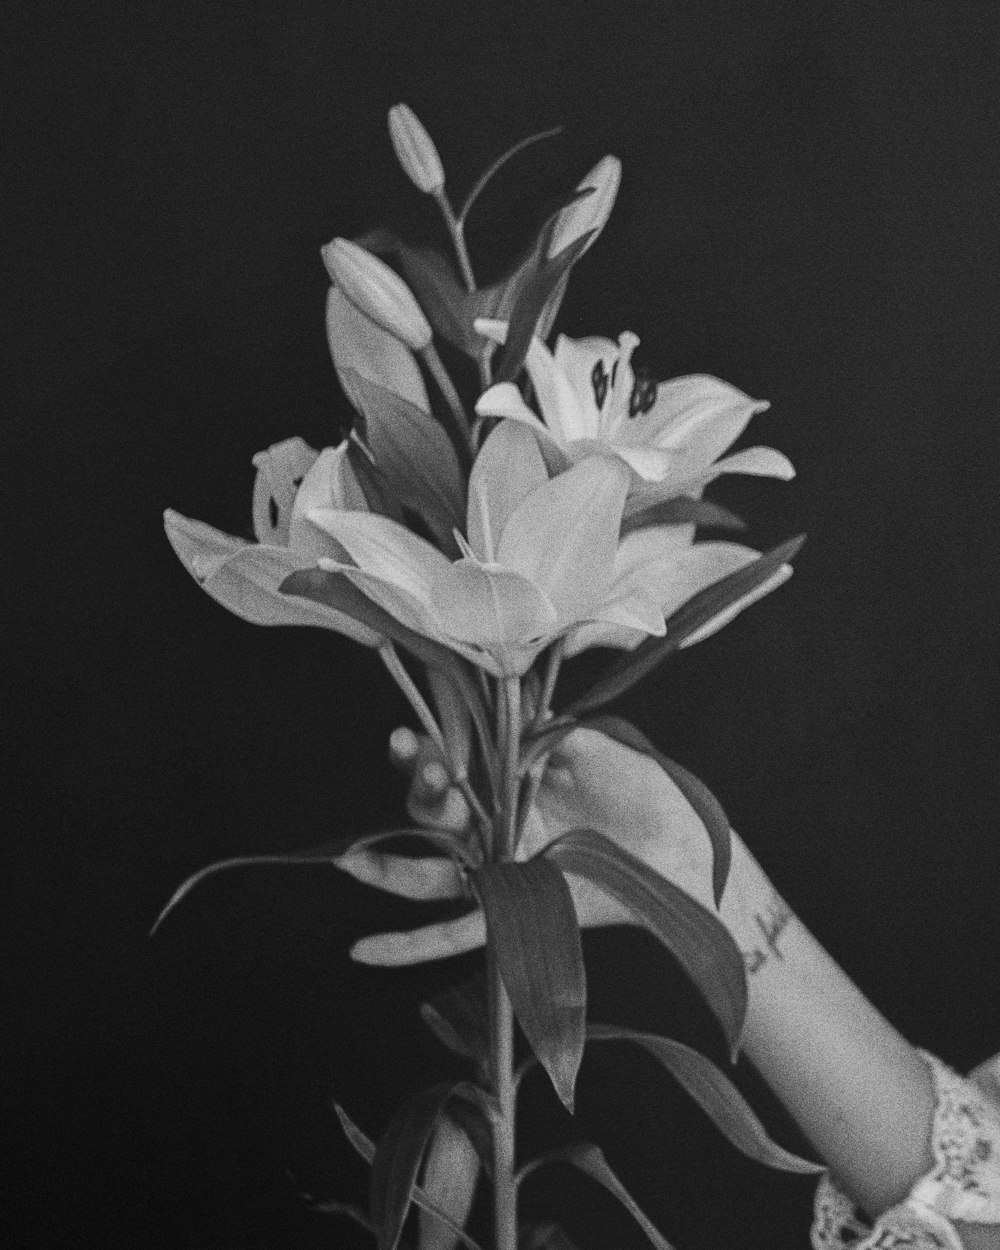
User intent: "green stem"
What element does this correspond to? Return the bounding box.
[379,644,447,762]
[500,677,521,858]
[488,674,522,1250]
[421,342,474,459]
[434,190,478,294]
[431,190,493,400]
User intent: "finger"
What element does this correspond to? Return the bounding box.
[389,725,421,773]
[350,910,487,965]
[408,740,470,834]
[335,850,464,901]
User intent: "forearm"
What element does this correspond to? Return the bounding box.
[719,835,936,1219]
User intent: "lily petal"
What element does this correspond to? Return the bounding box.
[164,509,249,581]
[682,564,793,647]
[522,336,593,443]
[427,561,558,675]
[308,509,450,604]
[499,455,629,623]
[288,443,369,560]
[635,375,769,466]
[325,285,429,414]
[612,444,675,481]
[474,383,571,475]
[251,438,318,546]
[467,419,548,563]
[550,333,619,436]
[709,445,795,480]
[649,542,766,620]
[165,511,379,644]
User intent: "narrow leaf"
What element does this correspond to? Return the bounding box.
[566,535,805,719]
[335,1104,485,1250]
[586,1025,823,1174]
[621,496,746,535]
[344,369,465,551]
[420,973,490,1071]
[370,1083,461,1250]
[471,859,586,1111]
[585,716,732,907]
[495,233,593,384]
[546,830,746,1057]
[458,126,563,224]
[150,827,466,935]
[520,1144,676,1250]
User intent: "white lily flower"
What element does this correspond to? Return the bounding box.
[165,438,379,646]
[474,321,794,509]
[308,420,665,677]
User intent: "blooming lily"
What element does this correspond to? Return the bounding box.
[307,420,666,676]
[164,438,380,646]
[474,322,794,510]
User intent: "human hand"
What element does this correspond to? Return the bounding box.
[336,724,717,965]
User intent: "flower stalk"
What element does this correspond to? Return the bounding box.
[487,673,523,1250]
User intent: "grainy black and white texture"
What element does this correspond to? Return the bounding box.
[6,2,1000,1247]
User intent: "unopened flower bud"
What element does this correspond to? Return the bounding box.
[388,103,445,195]
[546,154,622,260]
[321,237,432,352]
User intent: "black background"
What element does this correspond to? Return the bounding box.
[6,2,1000,1247]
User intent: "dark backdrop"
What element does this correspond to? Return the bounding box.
[6,2,1000,1247]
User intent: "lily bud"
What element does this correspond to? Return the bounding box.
[388,103,445,195]
[322,237,432,352]
[546,154,622,260]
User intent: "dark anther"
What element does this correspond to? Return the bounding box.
[591,359,610,409]
[291,476,304,489]
[268,497,279,529]
[629,366,658,417]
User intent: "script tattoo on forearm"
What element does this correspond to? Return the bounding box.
[741,900,792,976]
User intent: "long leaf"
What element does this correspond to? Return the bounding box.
[620,496,746,535]
[546,830,746,1057]
[150,827,467,935]
[495,232,593,384]
[585,715,732,907]
[471,858,586,1111]
[334,1105,485,1250]
[586,1025,823,1174]
[370,1083,465,1250]
[566,535,805,719]
[520,1143,675,1250]
[343,369,466,551]
[420,973,490,1071]
[458,126,564,224]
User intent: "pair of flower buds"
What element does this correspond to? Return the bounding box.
[324,104,621,352]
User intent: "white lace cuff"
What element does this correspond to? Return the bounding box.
[811,1051,1000,1249]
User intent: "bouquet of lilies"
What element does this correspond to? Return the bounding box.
[158,105,813,1250]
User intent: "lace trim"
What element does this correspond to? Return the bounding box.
[811,1051,1000,1249]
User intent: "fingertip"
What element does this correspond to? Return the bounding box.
[441,788,470,832]
[389,726,419,764]
[421,760,449,795]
